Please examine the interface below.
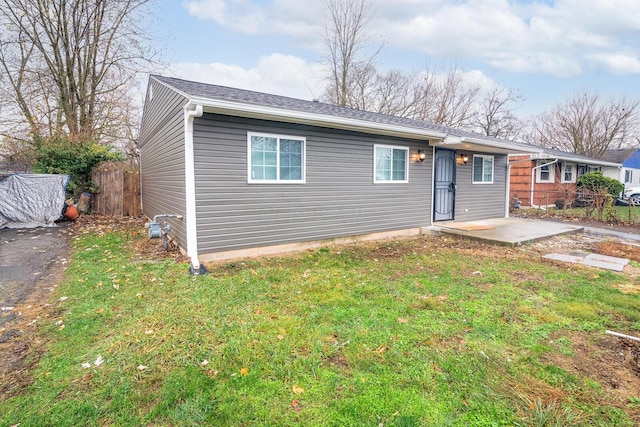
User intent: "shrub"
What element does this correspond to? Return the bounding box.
[576,171,624,198]
[32,137,123,198]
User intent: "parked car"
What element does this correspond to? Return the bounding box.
[618,187,640,206]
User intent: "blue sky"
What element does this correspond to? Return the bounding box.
[146,0,640,118]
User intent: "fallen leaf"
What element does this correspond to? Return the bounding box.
[145,329,154,335]
[200,360,209,367]
[292,384,304,394]
[137,365,147,371]
[375,345,389,353]
[240,367,249,376]
[291,399,300,408]
[81,362,91,369]
[277,334,284,340]
[94,355,104,366]
[397,317,408,323]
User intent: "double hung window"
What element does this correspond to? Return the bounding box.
[248,133,305,183]
[472,155,494,184]
[374,145,409,183]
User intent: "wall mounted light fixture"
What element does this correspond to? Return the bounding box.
[456,153,469,165]
[418,150,426,162]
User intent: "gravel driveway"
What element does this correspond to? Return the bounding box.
[0,224,72,338]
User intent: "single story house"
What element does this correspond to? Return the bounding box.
[509,148,621,208]
[139,75,543,272]
[600,148,640,189]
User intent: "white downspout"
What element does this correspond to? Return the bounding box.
[184,102,203,273]
[506,161,511,218]
[530,159,558,208]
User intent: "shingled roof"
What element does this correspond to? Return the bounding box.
[534,146,622,167]
[600,148,636,164]
[150,74,541,153]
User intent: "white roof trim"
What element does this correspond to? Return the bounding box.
[190,95,448,140]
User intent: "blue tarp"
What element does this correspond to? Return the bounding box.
[0,174,69,228]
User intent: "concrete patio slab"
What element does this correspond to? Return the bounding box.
[426,218,584,247]
[543,252,629,272]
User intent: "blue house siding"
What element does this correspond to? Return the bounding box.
[192,114,432,254]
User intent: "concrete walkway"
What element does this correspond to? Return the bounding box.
[428,218,584,246]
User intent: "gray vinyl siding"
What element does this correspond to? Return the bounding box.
[193,114,432,254]
[138,80,189,248]
[454,153,508,221]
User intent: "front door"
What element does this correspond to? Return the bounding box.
[434,149,456,221]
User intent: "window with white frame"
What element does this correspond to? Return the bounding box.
[536,160,555,183]
[587,165,601,173]
[472,155,494,184]
[248,133,305,183]
[561,162,576,183]
[625,169,633,183]
[374,145,409,183]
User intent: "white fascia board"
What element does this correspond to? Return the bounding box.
[528,152,621,167]
[189,96,448,141]
[460,136,544,154]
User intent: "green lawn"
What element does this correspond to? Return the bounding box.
[2,223,640,426]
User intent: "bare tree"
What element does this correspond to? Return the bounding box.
[322,0,381,108]
[530,92,639,157]
[392,62,480,130]
[0,0,155,145]
[471,87,524,140]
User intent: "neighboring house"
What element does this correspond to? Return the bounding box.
[600,148,640,189]
[139,75,542,271]
[509,148,621,207]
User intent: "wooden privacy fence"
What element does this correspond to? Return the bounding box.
[92,162,141,216]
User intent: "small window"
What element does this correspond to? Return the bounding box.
[248,133,305,183]
[472,155,494,184]
[625,170,633,183]
[561,163,576,183]
[536,160,555,183]
[374,145,409,183]
[577,164,586,178]
[587,165,601,173]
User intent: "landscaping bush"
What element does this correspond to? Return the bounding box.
[577,171,624,198]
[33,137,122,198]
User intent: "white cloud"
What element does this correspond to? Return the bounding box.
[182,0,640,77]
[382,0,640,76]
[182,0,322,39]
[167,53,327,100]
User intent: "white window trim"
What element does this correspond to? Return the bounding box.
[625,169,633,183]
[247,132,306,184]
[373,144,410,184]
[561,162,576,183]
[472,154,494,184]
[536,160,555,183]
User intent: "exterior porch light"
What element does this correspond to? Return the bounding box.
[457,153,469,165]
[418,150,426,162]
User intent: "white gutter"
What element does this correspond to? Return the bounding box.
[530,159,558,208]
[184,102,203,273]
